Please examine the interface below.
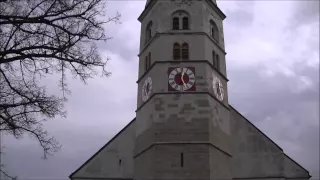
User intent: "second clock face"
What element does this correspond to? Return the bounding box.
[142,77,152,102]
[168,67,196,91]
[212,75,224,101]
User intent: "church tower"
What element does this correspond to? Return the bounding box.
[134,0,231,179]
[69,1,312,180]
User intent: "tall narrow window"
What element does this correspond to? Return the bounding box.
[216,54,220,71]
[180,153,184,167]
[119,159,122,166]
[182,43,189,60]
[173,43,181,60]
[144,56,148,71]
[148,52,151,68]
[210,20,219,42]
[212,51,216,68]
[182,17,189,30]
[173,17,179,30]
[145,21,153,43]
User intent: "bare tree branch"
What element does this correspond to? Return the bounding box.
[0,146,18,180]
[0,0,121,178]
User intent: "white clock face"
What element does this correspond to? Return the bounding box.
[168,67,195,91]
[212,75,224,101]
[142,77,152,102]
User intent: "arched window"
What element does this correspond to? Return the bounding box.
[173,43,181,60]
[182,43,189,60]
[145,21,153,43]
[171,10,190,31]
[216,54,220,71]
[173,17,179,30]
[212,51,216,68]
[182,17,189,30]
[210,20,219,42]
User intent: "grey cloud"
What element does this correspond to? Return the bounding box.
[297,126,320,178]
[229,63,319,123]
[223,1,255,27]
[291,0,319,26]
[2,57,138,179]
[97,36,139,62]
[225,9,254,27]
[3,141,82,180]
[228,63,319,178]
[3,116,132,180]
[223,1,319,175]
[1,1,319,180]
[95,2,143,62]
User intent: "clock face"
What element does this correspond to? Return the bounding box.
[168,67,196,91]
[212,75,224,101]
[142,77,152,102]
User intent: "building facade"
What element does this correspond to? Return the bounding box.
[69,0,311,180]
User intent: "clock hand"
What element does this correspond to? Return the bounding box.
[181,71,187,88]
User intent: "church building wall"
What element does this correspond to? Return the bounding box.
[73,179,132,180]
[139,0,205,51]
[138,0,228,78]
[70,0,311,180]
[70,120,136,179]
[135,61,214,140]
[139,33,228,78]
[138,35,207,77]
[203,36,227,76]
[283,154,310,179]
[233,178,285,180]
[153,1,204,33]
[230,106,285,178]
[137,62,216,107]
[202,0,226,49]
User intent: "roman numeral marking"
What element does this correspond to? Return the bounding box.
[188,81,194,86]
[171,70,177,75]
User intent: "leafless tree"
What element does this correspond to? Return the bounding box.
[0,148,17,180]
[0,0,120,178]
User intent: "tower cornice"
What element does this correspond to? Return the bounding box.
[138,31,227,57]
[138,0,156,22]
[204,0,226,20]
[138,0,226,22]
[135,91,231,113]
[136,60,229,84]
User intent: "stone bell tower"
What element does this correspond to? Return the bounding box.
[134,0,231,179]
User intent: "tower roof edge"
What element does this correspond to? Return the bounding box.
[145,0,218,7]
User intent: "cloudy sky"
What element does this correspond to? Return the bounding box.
[1,0,319,180]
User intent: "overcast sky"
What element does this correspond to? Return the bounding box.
[1,0,319,180]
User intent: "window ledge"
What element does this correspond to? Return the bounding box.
[138,31,227,57]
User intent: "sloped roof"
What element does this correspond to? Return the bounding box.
[69,105,311,179]
[229,105,311,178]
[68,118,136,179]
